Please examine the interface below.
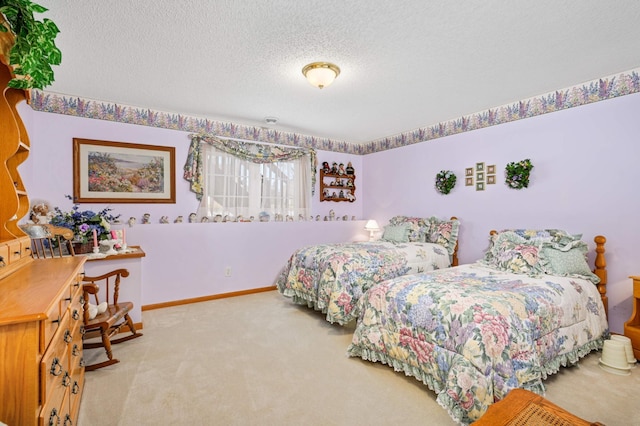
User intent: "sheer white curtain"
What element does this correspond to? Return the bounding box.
[196,142,311,220]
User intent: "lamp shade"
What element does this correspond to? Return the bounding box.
[364,219,380,231]
[302,62,340,89]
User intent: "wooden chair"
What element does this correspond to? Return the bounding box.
[82,268,142,370]
[21,223,142,371]
[20,224,76,258]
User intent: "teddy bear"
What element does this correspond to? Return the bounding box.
[87,301,108,320]
[30,201,53,224]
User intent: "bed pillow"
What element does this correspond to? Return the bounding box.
[483,229,582,263]
[425,217,460,255]
[538,240,600,284]
[482,231,544,276]
[388,216,430,242]
[380,224,410,243]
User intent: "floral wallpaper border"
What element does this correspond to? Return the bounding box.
[30,68,640,155]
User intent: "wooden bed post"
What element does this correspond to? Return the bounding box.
[593,235,608,318]
[450,216,459,266]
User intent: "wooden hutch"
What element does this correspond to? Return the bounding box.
[0,21,86,426]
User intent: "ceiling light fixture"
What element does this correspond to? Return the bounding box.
[302,62,340,89]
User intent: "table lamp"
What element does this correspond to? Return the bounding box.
[364,219,380,241]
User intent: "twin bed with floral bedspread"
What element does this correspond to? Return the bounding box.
[346,229,609,425]
[276,216,460,325]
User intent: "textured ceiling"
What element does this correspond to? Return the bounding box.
[36,0,640,144]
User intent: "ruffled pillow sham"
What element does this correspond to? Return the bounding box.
[482,231,544,276]
[388,216,430,242]
[425,216,460,255]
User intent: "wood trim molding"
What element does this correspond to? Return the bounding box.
[141,286,277,311]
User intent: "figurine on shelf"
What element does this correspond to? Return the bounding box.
[188,213,197,223]
[331,162,338,174]
[339,190,344,198]
[323,188,330,198]
[329,209,335,221]
[201,216,210,223]
[128,217,136,227]
[322,161,331,174]
[315,215,321,221]
[298,214,305,221]
[338,163,346,175]
[346,192,356,202]
[141,213,151,224]
[174,215,183,223]
[213,214,222,222]
[259,211,270,222]
[346,179,354,188]
[159,216,169,224]
[346,162,355,175]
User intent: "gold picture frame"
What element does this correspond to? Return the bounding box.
[476,172,484,182]
[476,182,485,191]
[73,138,176,203]
[465,177,474,186]
[487,175,496,184]
[465,167,473,176]
[476,162,485,172]
[487,164,496,174]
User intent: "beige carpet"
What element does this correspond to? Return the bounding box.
[79,291,640,426]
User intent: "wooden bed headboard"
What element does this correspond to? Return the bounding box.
[487,231,608,318]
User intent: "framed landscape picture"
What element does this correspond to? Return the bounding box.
[73,138,176,203]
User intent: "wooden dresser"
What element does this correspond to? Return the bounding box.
[624,275,640,359]
[0,256,86,426]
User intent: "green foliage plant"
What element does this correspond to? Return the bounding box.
[0,0,61,89]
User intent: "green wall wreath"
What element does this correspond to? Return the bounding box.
[505,159,534,189]
[435,170,457,195]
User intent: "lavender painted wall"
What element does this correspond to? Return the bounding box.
[362,92,640,333]
[18,92,639,332]
[18,106,366,310]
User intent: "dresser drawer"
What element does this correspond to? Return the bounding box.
[7,240,23,263]
[40,316,72,405]
[40,386,71,426]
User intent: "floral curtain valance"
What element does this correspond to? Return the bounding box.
[183,134,317,200]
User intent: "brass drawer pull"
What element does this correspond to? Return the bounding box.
[72,381,80,394]
[48,407,60,426]
[64,413,73,426]
[72,309,80,320]
[64,329,73,343]
[62,371,71,387]
[72,343,81,357]
[50,358,63,376]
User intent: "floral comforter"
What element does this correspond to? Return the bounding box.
[276,241,451,325]
[347,263,608,425]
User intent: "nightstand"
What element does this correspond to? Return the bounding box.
[623,275,640,359]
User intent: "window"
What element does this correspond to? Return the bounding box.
[193,139,313,220]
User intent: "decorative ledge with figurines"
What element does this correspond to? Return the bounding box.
[319,160,356,202]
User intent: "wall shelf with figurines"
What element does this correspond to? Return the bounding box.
[320,161,356,202]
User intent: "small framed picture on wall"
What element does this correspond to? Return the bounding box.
[476,162,485,172]
[466,167,473,176]
[487,164,496,174]
[465,177,473,186]
[487,175,496,184]
[476,172,484,182]
[476,182,485,191]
